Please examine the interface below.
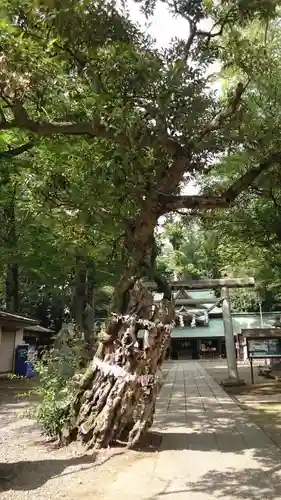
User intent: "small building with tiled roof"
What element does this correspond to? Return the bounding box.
[0,310,37,373]
[0,310,53,373]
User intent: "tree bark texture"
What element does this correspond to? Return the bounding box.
[63,279,173,449]
[5,262,19,312]
[63,216,174,449]
[2,183,19,312]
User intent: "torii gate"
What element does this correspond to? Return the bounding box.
[169,277,255,386]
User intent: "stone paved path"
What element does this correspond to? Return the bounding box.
[105,361,281,500]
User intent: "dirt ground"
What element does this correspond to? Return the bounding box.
[3,362,281,499]
[0,377,160,500]
[204,360,281,449]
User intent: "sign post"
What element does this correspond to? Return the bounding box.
[243,329,281,384]
[250,358,254,384]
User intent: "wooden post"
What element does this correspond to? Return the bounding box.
[250,358,254,384]
[221,287,245,386]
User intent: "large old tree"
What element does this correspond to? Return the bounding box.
[1,0,281,447]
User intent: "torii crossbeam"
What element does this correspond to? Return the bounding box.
[170,277,255,289]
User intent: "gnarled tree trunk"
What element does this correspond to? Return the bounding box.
[63,210,174,449]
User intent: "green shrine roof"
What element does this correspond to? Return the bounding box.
[171,312,281,338]
[172,319,224,338]
[138,312,281,339]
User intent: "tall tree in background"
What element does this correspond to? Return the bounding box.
[157,218,263,311]
[1,160,19,312]
[1,0,281,447]
[157,219,221,281]
[0,134,124,329]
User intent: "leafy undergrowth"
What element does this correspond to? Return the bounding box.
[16,325,90,438]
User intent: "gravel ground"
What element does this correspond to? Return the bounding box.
[0,378,155,500]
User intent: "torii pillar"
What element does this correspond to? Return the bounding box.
[221,286,245,387]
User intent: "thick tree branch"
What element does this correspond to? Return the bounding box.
[1,79,246,164]
[224,152,281,202]
[158,151,281,215]
[158,194,228,212]
[0,141,34,159]
[0,100,180,155]
[172,1,196,60]
[156,82,247,194]
[182,18,197,61]
[197,82,247,141]
[197,8,236,44]
[3,101,119,137]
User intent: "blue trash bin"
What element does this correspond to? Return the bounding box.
[14,344,35,378]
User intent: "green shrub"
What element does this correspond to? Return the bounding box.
[33,358,73,437]
[30,324,88,438]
